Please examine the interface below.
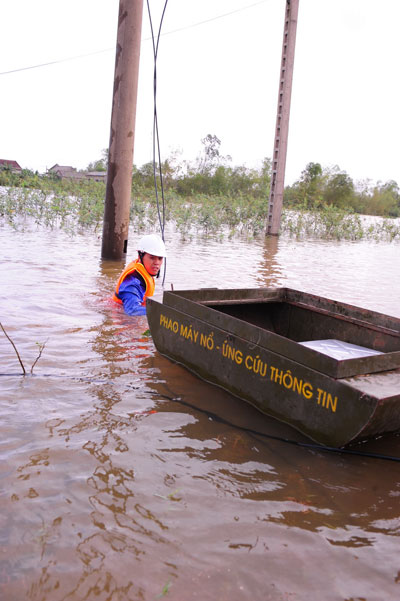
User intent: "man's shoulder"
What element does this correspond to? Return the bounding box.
[120,271,145,291]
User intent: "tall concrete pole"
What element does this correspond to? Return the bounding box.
[266,0,299,235]
[101,0,144,260]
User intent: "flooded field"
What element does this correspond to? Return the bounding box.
[1,221,400,601]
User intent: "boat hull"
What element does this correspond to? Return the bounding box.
[147,288,400,447]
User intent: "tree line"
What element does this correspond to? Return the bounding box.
[134,136,400,217]
[1,135,399,217]
[285,162,400,217]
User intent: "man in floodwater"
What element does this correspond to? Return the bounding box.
[112,234,167,316]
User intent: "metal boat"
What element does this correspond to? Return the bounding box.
[146,288,400,447]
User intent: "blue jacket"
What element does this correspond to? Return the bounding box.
[118,272,147,316]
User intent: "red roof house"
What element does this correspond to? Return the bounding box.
[0,159,22,172]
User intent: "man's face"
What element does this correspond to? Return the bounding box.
[142,252,163,276]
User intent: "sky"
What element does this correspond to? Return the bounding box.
[1,0,399,187]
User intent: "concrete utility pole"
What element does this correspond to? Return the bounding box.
[266,0,299,235]
[101,0,144,260]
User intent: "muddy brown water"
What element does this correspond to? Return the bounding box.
[1,222,400,601]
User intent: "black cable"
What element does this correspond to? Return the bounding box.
[146,0,163,233]
[152,391,400,464]
[146,0,169,286]
[154,2,168,238]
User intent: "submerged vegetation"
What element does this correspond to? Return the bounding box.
[1,136,399,241]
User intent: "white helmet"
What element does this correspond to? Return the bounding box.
[137,234,167,257]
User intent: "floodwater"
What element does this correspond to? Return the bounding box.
[1,220,400,601]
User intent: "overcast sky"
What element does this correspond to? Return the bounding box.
[1,0,399,186]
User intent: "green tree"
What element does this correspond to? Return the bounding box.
[323,168,354,209]
[200,134,221,173]
[287,162,324,207]
[357,180,400,216]
[86,148,108,172]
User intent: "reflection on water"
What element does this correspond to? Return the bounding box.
[1,221,400,600]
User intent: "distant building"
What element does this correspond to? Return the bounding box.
[85,171,107,182]
[0,159,22,173]
[47,164,106,182]
[47,164,81,179]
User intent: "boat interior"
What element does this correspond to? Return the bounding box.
[210,300,399,354]
[161,288,400,375]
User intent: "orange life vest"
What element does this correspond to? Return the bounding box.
[112,259,155,306]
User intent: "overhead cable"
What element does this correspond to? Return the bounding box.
[0,0,268,77]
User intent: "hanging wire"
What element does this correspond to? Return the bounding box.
[146,0,169,286]
[0,2,269,77]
